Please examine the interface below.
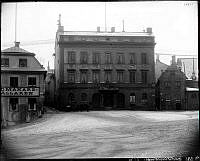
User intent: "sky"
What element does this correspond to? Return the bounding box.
[1,1,198,69]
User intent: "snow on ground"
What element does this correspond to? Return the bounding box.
[3,113,123,136]
[92,110,199,122]
[131,111,199,122]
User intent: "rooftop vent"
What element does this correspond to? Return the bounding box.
[146,27,152,33]
[97,26,100,32]
[15,41,20,47]
[111,27,115,33]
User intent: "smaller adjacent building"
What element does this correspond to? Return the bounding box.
[156,56,187,110]
[185,87,199,110]
[155,54,168,81]
[44,62,55,107]
[1,42,46,127]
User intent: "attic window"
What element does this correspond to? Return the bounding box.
[19,59,27,67]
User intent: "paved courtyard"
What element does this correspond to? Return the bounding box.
[1,110,199,159]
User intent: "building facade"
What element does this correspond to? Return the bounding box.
[1,42,46,127]
[156,56,187,110]
[54,21,156,110]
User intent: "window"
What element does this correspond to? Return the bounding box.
[141,53,147,64]
[9,98,18,112]
[164,81,170,87]
[68,71,75,83]
[130,93,136,104]
[117,53,124,64]
[81,93,87,102]
[105,71,112,83]
[175,81,181,87]
[10,77,18,87]
[19,59,27,67]
[130,53,136,64]
[28,98,36,110]
[117,71,124,82]
[28,77,36,86]
[141,71,147,84]
[105,53,111,64]
[68,51,76,64]
[80,71,88,83]
[129,71,136,83]
[92,71,100,83]
[93,53,101,64]
[191,93,197,99]
[80,52,88,64]
[141,93,148,103]
[1,58,9,67]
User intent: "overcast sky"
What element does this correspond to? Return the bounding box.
[1,1,198,69]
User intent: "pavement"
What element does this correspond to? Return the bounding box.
[1,109,199,159]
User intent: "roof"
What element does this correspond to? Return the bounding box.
[1,42,35,56]
[186,87,199,92]
[1,67,46,73]
[61,31,154,37]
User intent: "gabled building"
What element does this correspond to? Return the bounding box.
[1,42,46,127]
[54,15,156,110]
[157,56,187,110]
[155,54,169,81]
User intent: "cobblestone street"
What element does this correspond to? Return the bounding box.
[1,110,199,159]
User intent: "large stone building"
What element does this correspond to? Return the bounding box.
[1,42,46,127]
[54,18,156,110]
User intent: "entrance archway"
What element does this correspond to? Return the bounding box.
[68,93,75,104]
[116,93,125,107]
[92,93,101,107]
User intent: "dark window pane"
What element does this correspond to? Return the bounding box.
[68,51,76,64]
[130,53,136,64]
[9,98,18,111]
[130,71,136,83]
[105,53,111,64]
[19,59,27,67]
[93,53,100,64]
[141,53,147,64]
[68,71,75,83]
[93,71,100,83]
[141,71,147,84]
[28,98,36,110]
[117,71,124,82]
[28,77,36,86]
[10,77,18,87]
[80,71,87,83]
[80,52,88,64]
[105,71,112,82]
[1,58,9,67]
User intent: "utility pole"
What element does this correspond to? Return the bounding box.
[105,2,107,32]
[122,19,125,32]
[15,3,18,42]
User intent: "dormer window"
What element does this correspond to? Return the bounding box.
[19,59,27,67]
[1,58,9,67]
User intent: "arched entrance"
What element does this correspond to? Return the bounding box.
[92,93,101,108]
[68,93,75,104]
[116,93,125,107]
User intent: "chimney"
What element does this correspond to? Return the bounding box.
[97,26,100,32]
[111,27,115,33]
[146,27,152,33]
[15,41,20,47]
[171,55,176,65]
[57,14,64,32]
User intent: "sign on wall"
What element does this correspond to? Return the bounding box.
[1,87,40,97]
